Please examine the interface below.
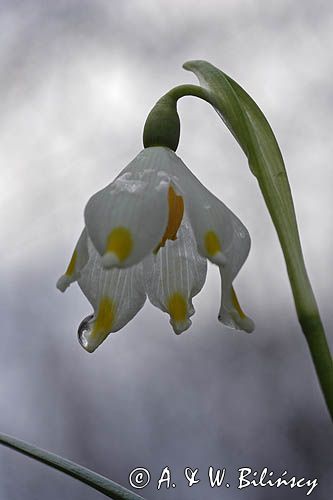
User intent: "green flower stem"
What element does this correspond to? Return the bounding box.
[144,60,333,420]
[0,433,145,500]
[143,85,210,151]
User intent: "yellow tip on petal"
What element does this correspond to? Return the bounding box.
[92,297,116,340]
[204,230,221,257]
[231,286,246,319]
[167,292,188,323]
[106,227,133,262]
[230,286,255,333]
[65,249,77,276]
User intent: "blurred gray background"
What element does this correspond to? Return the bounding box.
[0,0,332,499]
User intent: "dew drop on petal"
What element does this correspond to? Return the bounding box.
[77,314,94,352]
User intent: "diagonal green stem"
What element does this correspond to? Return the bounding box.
[0,433,145,500]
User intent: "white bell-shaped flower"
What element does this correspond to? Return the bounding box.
[57,146,254,352]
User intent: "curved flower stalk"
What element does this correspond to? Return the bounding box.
[57,146,254,352]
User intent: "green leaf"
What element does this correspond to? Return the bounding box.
[0,433,145,500]
[183,60,333,420]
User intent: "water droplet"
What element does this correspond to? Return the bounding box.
[78,314,94,352]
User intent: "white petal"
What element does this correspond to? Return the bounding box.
[218,272,255,333]
[84,149,176,269]
[56,229,89,292]
[143,216,207,334]
[185,179,254,333]
[185,184,249,266]
[77,237,146,352]
[185,187,254,333]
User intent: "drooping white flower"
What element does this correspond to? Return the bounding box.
[57,147,254,352]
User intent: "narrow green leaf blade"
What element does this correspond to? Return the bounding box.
[183,60,333,419]
[0,433,145,500]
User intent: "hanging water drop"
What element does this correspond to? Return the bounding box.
[77,314,94,352]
